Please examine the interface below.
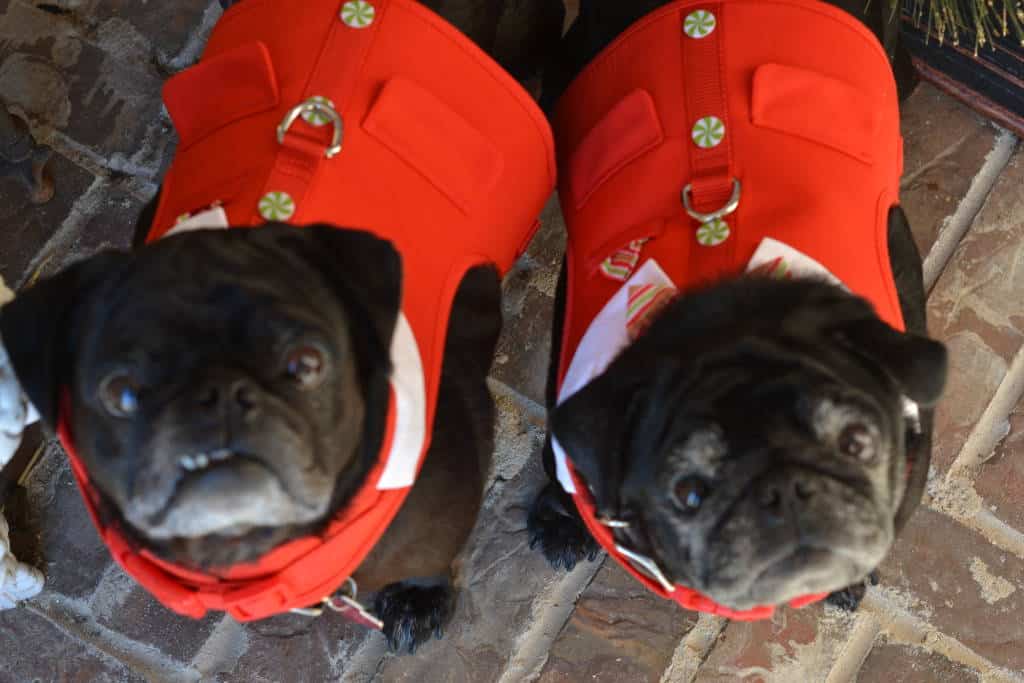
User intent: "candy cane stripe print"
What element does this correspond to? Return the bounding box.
[341,1,375,28]
[692,116,725,148]
[684,10,716,38]
[696,218,730,246]
[259,192,296,221]
[302,96,336,126]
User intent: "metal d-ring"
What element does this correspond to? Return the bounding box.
[615,544,677,594]
[277,100,344,159]
[681,178,741,223]
[289,577,361,618]
[599,517,632,529]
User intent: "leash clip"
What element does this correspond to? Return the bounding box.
[277,100,344,159]
[681,178,741,223]
[615,544,677,594]
[290,578,383,630]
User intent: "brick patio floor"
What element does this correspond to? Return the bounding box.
[1,2,1022,681]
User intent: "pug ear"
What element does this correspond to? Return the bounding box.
[264,223,402,365]
[551,377,638,507]
[0,252,132,428]
[839,317,948,407]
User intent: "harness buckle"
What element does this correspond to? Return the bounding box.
[681,178,741,223]
[277,100,344,159]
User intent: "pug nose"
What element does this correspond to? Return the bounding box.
[196,378,260,418]
[756,471,820,522]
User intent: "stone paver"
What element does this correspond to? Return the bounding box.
[879,507,1024,671]
[13,448,114,599]
[1,1,1023,681]
[899,83,1000,257]
[0,608,144,683]
[0,151,95,285]
[694,603,857,682]
[538,561,699,682]
[491,197,566,406]
[857,641,982,683]
[927,149,1024,472]
[974,406,1024,531]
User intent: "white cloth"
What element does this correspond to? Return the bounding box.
[0,514,43,609]
[0,274,44,609]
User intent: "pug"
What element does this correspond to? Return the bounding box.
[528,0,948,616]
[0,0,561,653]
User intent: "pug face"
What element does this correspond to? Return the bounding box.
[553,279,946,609]
[1,225,401,568]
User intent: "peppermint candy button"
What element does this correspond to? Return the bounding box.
[696,218,730,247]
[341,1,375,28]
[692,116,725,149]
[684,10,716,38]
[302,96,336,127]
[259,191,296,222]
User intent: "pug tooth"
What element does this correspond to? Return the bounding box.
[195,453,210,469]
[180,455,196,471]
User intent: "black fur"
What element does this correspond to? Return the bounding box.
[528,482,601,571]
[372,581,453,654]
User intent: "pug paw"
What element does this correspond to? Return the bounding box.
[372,580,452,654]
[528,482,601,572]
[826,570,880,612]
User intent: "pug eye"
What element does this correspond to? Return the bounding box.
[838,423,875,463]
[99,373,141,418]
[673,477,710,514]
[285,345,327,390]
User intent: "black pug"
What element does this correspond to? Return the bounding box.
[528,0,948,615]
[0,0,561,653]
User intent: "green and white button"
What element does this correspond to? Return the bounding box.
[696,218,730,246]
[691,116,725,148]
[259,191,296,222]
[683,10,716,38]
[301,96,336,127]
[341,0,375,28]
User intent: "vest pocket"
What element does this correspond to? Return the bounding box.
[362,78,503,215]
[567,89,664,210]
[162,41,280,152]
[751,63,879,165]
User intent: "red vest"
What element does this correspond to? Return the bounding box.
[57,0,554,622]
[553,0,903,619]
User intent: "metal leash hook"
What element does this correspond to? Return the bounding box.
[290,578,384,630]
[681,179,741,224]
[615,544,677,594]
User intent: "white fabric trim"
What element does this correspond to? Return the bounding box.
[552,238,921,494]
[156,221,428,491]
[744,237,843,286]
[552,259,675,493]
[376,314,427,490]
[163,206,230,237]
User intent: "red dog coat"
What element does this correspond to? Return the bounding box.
[552,0,903,620]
